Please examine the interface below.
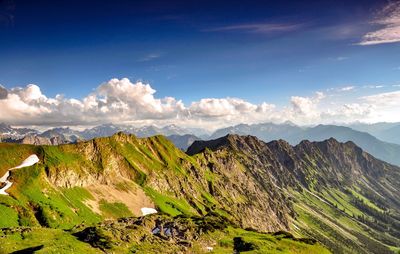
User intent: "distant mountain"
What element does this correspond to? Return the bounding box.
[39,127,82,143]
[210,122,304,141]
[376,125,400,145]
[80,123,204,140]
[348,122,399,135]
[0,123,38,141]
[0,123,209,148]
[166,134,200,150]
[349,122,400,145]
[79,124,121,139]
[211,123,400,166]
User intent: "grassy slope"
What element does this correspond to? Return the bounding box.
[292,189,398,254]
[0,219,330,254]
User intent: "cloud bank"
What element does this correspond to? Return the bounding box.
[0,78,399,129]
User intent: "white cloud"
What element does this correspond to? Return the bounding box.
[339,86,355,92]
[0,78,399,129]
[361,90,400,107]
[363,85,385,89]
[359,2,400,45]
[288,92,325,122]
[357,90,400,122]
[0,78,185,126]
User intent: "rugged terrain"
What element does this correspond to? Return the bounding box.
[0,133,399,253]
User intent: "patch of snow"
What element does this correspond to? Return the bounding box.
[0,181,12,195]
[0,171,10,182]
[0,154,39,195]
[11,155,39,170]
[141,207,157,216]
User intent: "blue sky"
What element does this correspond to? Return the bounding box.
[0,0,400,128]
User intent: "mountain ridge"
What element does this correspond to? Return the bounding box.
[0,132,399,253]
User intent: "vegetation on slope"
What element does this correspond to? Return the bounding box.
[0,214,330,254]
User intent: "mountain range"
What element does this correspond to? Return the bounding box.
[0,123,203,150]
[1,122,400,166]
[349,122,400,145]
[0,133,399,253]
[209,122,400,166]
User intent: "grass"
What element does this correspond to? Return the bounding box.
[347,188,385,213]
[1,164,102,229]
[191,227,331,254]
[292,189,397,254]
[0,143,38,175]
[99,200,133,218]
[0,228,99,254]
[0,223,330,254]
[0,204,19,228]
[144,187,197,216]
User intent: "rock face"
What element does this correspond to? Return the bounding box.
[0,133,399,253]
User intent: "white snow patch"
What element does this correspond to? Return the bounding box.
[0,181,13,195]
[0,171,10,182]
[11,155,40,170]
[0,154,39,195]
[141,207,157,216]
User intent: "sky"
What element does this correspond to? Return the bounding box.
[0,0,400,129]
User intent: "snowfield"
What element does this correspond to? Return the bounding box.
[0,154,39,195]
[141,207,157,216]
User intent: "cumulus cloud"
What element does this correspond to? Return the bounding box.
[289,92,325,122]
[0,79,186,126]
[0,78,399,129]
[359,2,400,45]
